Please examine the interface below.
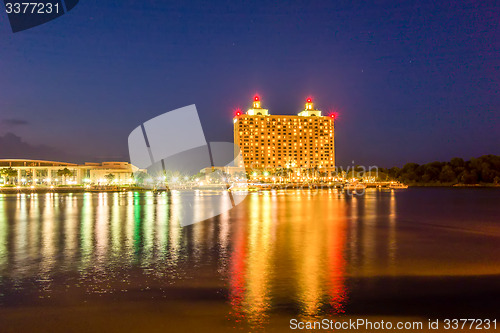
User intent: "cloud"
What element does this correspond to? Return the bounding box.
[1,118,29,126]
[0,133,129,164]
[0,132,82,163]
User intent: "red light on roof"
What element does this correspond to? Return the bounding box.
[329,111,339,120]
[306,98,312,103]
[235,109,242,117]
[254,95,260,101]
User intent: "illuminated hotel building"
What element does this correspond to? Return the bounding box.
[233,96,335,174]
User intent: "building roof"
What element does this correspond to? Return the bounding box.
[0,159,78,167]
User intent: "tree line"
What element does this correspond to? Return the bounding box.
[0,167,74,185]
[379,155,500,185]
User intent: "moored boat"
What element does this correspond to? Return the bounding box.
[388,182,408,189]
[344,183,367,191]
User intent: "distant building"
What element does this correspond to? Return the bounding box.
[233,96,335,175]
[0,159,140,185]
[199,166,246,178]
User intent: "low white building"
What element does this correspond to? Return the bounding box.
[0,159,141,186]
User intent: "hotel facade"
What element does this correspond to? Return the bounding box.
[233,96,335,176]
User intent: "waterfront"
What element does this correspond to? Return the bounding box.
[0,188,499,332]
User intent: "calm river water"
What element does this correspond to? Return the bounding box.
[0,188,499,332]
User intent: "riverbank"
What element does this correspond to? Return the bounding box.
[0,186,146,194]
[1,182,499,194]
[406,183,500,188]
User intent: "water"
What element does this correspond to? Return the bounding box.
[0,188,499,332]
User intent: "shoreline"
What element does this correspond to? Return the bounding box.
[406,183,500,188]
[0,183,499,194]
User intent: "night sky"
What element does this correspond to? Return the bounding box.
[0,0,498,167]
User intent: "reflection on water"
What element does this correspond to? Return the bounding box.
[0,188,499,327]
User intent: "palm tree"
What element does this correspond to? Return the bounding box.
[1,167,18,185]
[104,173,115,184]
[0,168,7,185]
[56,168,73,185]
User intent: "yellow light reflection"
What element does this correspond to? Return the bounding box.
[168,193,182,264]
[95,193,109,267]
[80,192,94,270]
[229,192,274,327]
[362,191,377,275]
[142,193,155,265]
[125,192,135,259]
[64,193,78,262]
[245,193,273,324]
[111,193,122,255]
[0,195,7,271]
[14,193,28,276]
[292,193,348,318]
[40,192,57,284]
[388,190,397,271]
[155,193,169,258]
